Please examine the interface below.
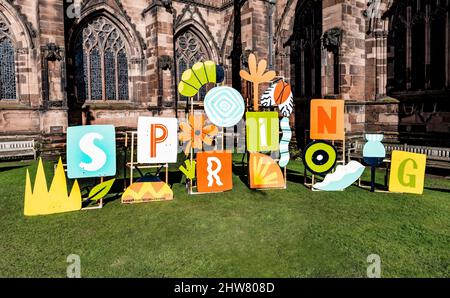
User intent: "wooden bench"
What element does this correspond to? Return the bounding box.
[0,140,37,161]
[348,141,450,170]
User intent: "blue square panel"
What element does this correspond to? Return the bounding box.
[67,125,116,179]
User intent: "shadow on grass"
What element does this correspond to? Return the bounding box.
[424,186,450,193]
[0,165,28,172]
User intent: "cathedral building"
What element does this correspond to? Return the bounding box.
[0,0,449,155]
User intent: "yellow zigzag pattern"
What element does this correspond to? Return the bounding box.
[24,158,82,216]
[122,182,173,204]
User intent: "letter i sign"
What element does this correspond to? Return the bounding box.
[196,152,233,193]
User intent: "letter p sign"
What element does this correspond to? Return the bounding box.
[138,117,178,164]
[150,124,168,158]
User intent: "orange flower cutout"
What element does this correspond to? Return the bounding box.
[240,53,276,111]
[179,114,219,155]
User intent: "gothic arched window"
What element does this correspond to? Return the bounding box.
[0,17,16,100]
[74,16,129,101]
[175,30,211,101]
[291,0,323,98]
[387,0,448,92]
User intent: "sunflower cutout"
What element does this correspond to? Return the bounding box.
[240,53,276,111]
[179,114,219,155]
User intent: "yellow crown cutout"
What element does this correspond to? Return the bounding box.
[24,158,82,216]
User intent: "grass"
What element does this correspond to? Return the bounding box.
[0,156,449,278]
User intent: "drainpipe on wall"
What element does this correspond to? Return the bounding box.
[267,0,276,70]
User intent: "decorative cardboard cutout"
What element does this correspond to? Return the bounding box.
[179,114,218,155]
[249,153,285,189]
[363,134,387,192]
[240,53,276,111]
[246,112,279,152]
[389,151,426,195]
[179,160,196,180]
[178,61,225,97]
[261,80,294,117]
[138,117,178,164]
[279,117,292,168]
[196,151,233,193]
[122,181,173,204]
[67,125,116,179]
[313,161,365,191]
[303,141,338,176]
[204,86,245,127]
[87,179,115,202]
[24,158,82,216]
[310,99,345,141]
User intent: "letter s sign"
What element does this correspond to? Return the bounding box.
[67,125,116,179]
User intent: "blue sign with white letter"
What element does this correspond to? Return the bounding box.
[67,125,116,179]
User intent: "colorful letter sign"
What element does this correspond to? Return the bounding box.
[303,141,338,176]
[246,112,279,152]
[196,151,233,193]
[310,99,345,140]
[389,151,426,194]
[138,117,178,164]
[67,125,116,179]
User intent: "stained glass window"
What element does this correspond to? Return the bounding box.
[104,49,116,100]
[0,18,16,100]
[175,30,211,101]
[90,48,102,100]
[117,49,128,101]
[74,16,129,101]
[387,0,449,92]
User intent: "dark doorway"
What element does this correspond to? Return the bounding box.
[289,0,323,148]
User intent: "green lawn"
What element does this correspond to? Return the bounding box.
[0,157,449,278]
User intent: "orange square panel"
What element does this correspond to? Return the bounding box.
[310,99,345,140]
[196,151,233,193]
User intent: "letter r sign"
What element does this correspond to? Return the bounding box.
[196,151,232,193]
[137,117,178,164]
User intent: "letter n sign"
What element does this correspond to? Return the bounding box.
[196,151,233,193]
[67,125,116,179]
[310,99,345,140]
[137,117,178,164]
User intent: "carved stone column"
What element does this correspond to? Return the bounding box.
[143,0,175,116]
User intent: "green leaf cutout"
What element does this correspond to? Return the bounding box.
[88,179,115,202]
[179,160,196,180]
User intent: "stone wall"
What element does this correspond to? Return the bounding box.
[0,0,448,152]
